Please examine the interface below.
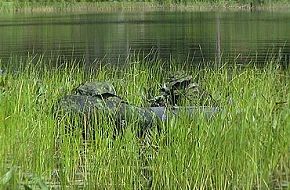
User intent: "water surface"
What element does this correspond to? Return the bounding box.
[0,11,290,65]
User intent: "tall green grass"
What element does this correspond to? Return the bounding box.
[1,0,289,13]
[1,0,288,4]
[0,55,289,189]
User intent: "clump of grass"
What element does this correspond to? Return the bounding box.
[0,54,289,189]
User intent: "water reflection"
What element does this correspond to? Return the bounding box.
[0,11,289,66]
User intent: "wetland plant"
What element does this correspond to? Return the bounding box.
[0,55,289,189]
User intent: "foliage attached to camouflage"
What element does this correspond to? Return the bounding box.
[53,81,157,139]
[149,72,217,107]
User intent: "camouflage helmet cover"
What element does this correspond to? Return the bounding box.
[75,81,117,97]
[161,72,193,94]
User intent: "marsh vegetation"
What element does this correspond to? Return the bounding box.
[1,0,290,13]
[0,55,289,189]
[0,0,289,188]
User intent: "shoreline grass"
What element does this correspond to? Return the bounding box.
[0,54,289,189]
[1,1,290,13]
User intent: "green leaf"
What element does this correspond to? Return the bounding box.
[23,184,32,190]
[32,175,49,190]
[0,167,16,185]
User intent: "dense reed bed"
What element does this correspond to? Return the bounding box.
[0,55,289,189]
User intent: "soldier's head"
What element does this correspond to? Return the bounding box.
[161,72,193,94]
[74,81,117,98]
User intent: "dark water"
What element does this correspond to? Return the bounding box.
[0,11,290,65]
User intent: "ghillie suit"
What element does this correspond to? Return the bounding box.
[53,82,157,139]
[149,72,217,107]
[148,72,219,121]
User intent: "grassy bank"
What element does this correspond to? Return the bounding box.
[1,1,290,13]
[0,55,289,189]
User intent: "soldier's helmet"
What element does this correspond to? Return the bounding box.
[74,81,117,98]
[161,72,193,95]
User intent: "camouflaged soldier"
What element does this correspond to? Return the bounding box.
[149,72,217,107]
[53,81,157,139]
